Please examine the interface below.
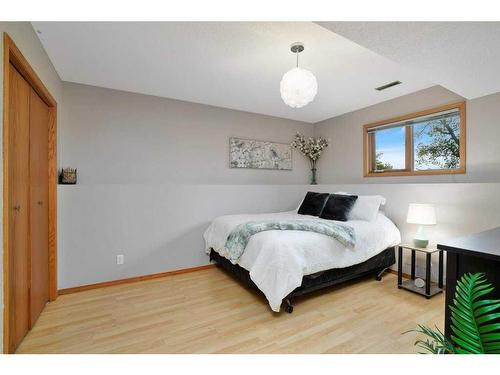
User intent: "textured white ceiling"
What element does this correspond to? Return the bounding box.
[318,22,500,100]
[32,22,433,123]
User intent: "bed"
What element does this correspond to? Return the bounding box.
[204,208,401,313]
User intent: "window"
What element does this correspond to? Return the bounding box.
[363,102,466,177]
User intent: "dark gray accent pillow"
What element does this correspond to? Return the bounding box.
[297,191,329,216]
[319,194,358,221]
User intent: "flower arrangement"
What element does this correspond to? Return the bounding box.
[291,133,329,184]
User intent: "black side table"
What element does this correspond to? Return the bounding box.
[397,244,444,299]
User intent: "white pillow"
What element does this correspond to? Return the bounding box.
[335,192,386,221]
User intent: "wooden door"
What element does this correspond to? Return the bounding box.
[29,88,50,326]
[4,33,58,353]
[7,63,31,352]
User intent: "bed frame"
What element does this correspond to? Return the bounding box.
[209,247,396,313]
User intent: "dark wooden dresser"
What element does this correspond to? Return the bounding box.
[438,227,500,337]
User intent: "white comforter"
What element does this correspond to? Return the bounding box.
[203,211,401,312]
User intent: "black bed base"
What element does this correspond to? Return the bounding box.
[209,247,396,313]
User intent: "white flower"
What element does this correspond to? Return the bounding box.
[290,133,329,162]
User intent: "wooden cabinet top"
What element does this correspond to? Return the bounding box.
[437,227,500,262]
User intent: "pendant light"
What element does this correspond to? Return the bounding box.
[280,42,318,108]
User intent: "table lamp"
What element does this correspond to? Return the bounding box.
[406,203,436,248]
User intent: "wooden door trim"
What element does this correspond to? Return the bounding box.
[3,33,58,353]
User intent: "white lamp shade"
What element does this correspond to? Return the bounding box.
[406,203,437,225]
[280,67,318,108]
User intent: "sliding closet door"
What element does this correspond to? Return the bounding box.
[29,88,50,326]
[7,63,31,352]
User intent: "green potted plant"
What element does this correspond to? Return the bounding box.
[408,272,500,354]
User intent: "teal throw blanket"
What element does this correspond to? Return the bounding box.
[224,219,355,263]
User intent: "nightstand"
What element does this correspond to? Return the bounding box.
[397,243,444,299]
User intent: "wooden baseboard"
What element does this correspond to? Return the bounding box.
[58,264,216,295]
[387,269,412,279]
[387,269,418,279]
[58,266,412,296]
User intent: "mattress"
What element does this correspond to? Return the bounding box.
[203,211,401,312]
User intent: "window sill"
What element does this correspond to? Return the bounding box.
[364,167,466,177]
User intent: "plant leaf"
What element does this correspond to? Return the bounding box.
[478,323,500,334]
[406,325,454,354]
[409,272,500,354]
[450,273,500,354]
[475,302,500,317]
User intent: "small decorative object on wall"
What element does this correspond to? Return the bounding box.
[290,133,329,184]
[59,168,77,184]
[229,137,292,170]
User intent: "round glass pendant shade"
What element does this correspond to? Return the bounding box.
[280,67,318,108]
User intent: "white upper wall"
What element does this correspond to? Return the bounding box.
[314,85,500,184]
[61,82,314,185]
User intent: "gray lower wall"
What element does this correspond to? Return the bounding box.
[0,22,63,353]
[314,183,500,280]
[58,182,500,289]
[314,85,500,184]
[58,184,307,288]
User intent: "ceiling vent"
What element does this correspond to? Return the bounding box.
[375,81,402,91]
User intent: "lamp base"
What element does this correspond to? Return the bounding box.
[413,238,429,248]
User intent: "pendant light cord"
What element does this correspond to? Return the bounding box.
[296,50,299,68]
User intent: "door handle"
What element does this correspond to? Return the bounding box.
[13,205,20,212]
[37,201,43,206]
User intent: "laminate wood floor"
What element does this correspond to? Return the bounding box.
[16,267,444,353]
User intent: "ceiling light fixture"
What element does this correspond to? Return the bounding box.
[280,42,318,108]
